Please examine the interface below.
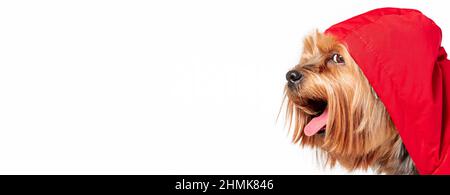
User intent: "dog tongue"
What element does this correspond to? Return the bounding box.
[304,108,328,136]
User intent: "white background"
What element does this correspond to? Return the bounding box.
[0,1,448,174]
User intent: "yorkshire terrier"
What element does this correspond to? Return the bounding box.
[283,31,417,175]
[283,7,450,175]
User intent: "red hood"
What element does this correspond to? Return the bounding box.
[325,8,450,174]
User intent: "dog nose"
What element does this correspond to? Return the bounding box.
[286,70,303,84]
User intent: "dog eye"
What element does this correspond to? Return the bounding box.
[330,53,345,64]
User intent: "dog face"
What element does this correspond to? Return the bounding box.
[284,32,400,170]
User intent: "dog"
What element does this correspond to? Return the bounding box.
[282,8,450,175]
[282,31,417,174]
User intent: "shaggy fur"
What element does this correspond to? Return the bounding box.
[282,31,417,174]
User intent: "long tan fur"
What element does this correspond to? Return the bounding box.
[283,31,416,174]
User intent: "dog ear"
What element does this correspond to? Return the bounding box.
[302,30,341,64]
[317,33,340,54]
[301,30,321,60]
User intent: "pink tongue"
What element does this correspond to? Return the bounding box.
[304,108,328,136]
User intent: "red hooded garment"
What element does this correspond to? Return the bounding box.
[325,8,450,174]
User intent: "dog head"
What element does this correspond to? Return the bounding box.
[283,31,399,170]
